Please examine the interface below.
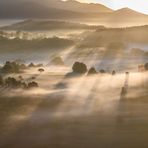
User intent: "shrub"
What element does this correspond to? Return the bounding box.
[88,67,97,75]
[72,62,87,74]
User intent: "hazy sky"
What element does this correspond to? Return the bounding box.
[77,0,148,14]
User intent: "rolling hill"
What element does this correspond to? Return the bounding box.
[0,20,105,31]
[45,0,113,13]
[0,0,112,19]
[0,0,148,27]
[104,8,148,27]
[111,8,147,18]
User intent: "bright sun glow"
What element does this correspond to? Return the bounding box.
[76,0,148,14]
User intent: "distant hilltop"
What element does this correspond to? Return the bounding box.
[0,0,148,27]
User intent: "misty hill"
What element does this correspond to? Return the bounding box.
[104,8,148,27]
[77,25,148,49]
[0,0,148,27]
[68,25,148,59]
[110,8,148,20]
[113,8,145,16]
[0,0,112,19]
[46,0,113,13]
[0,1,83,19]
[88,8,148,27]
[0,36,74,54]
[1,20,104,31]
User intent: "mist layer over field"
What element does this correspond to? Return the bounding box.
[0,19,148,148]
[0,65,148,148]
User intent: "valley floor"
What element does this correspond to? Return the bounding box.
[0,71,148,148]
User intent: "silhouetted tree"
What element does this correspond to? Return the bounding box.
[28,63,44,68]
[2,61,18,73]
[1,61,26,74]
[5,77,21,88]
[72,62,87,74]
[38,68,45,73]
[28,81,39,88]
[4,77,28,89]
[88,67,97,75]
[144,63,148,70]
[28,62,35,67]
[112,70,116,75]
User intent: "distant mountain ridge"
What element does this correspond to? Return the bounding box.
[0,1,83,19]
[0,0,113,19]
[0,0,148,27]
[0,20,105,31]
[46,0,113,13]
[113,8,147,17]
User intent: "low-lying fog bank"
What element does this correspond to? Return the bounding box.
[0,20,148,148]
[0,68,148,148]
[0,23,148,65]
